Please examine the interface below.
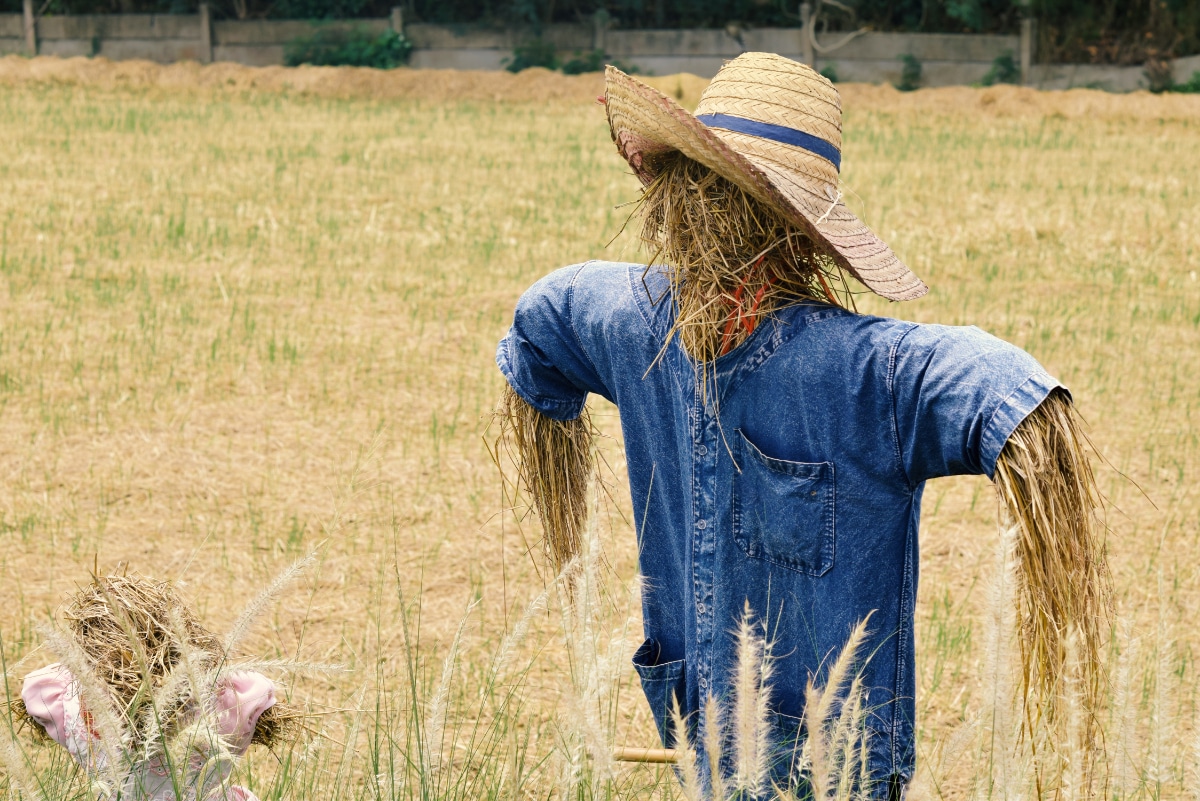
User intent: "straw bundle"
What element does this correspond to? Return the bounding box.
[993,390,1110,757]
[636,153,854,369]
[14,573,295,749]
[496,384,596,577]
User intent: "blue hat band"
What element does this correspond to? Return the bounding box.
[694,113,841,173]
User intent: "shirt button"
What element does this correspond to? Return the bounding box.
[697,445,708,456]
[696,519,707,529]
[697,602,706,614]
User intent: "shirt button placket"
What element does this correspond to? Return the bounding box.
[693,407,719,702]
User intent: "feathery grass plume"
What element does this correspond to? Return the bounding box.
[731,602,773,798]
[1148,583,1177,789]
[670,695,703,801]
[555,520,627,789]
[489,585,548,683]
[1110,618,1139,800]
[1058,627,1090,800]
[495,385,596,579]
[133,604,218,772]
[704,693,727,801]
[801,617,870,800]
[992,389,1110,743]
[0,730,47,801]
[163,714,234,800]
[634,153,853,399]
[1189,724,1200,801]
[222,550,318,657]
[976,525,1024,799]
[424,598,475,775]
[831,673,866,801]
[36,624,128,789]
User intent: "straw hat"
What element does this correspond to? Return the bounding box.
[605,52,928,301]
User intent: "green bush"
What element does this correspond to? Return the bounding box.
[1170,70,1200,93]
[559,48,641,75]
[896,53,922,91]
[819,64,839,83]
[505,39,559,72]
[284,26,412,69]
[981,50,1020,85]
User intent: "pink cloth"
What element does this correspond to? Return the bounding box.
[21,663,273,801]
[214,671,276,754]
[21,663,74,745]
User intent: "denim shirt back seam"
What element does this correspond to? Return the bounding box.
[566,262,608,394]
[887,323,921,493]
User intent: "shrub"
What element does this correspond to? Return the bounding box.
[1170,70,1200,93]
[981,50,1020,85]
[560,48,641,75]
[819,64,839,83]
[896,53,922,91]
[284,25,412,69]
[505,39,559,73]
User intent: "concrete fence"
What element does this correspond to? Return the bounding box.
[2,4,1198,92]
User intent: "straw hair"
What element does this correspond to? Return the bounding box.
[605,53,928,302]
[993,390,1110,754]
[495,385,595,578]
[637,152,853,368]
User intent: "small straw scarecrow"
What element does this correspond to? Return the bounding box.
[12,572,297,801]
[495,53,1108,799]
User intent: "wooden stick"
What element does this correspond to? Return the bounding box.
[613,747,678,764]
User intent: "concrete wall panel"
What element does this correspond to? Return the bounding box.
[213,19,387,46]
[0,38,25,55]
[38,14,200,40]
[410,49,509,71]
[38,39,94,58]
[213,44,286,67]
[828,32,1016,62]
[0,15,23,38]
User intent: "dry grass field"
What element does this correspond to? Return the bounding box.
[0,56,1198,799]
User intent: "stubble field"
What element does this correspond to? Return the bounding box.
[0,55,1198,799]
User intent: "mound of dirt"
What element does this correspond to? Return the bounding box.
[3,55,1199,120]
[0,56,606,103]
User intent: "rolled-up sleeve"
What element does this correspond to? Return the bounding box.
[891,324,1065,483]
[496,264,610,421]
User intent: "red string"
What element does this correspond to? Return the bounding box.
[718,254,775,356]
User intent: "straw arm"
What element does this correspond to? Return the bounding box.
[992,388,1111,777]
[495,385,596,576]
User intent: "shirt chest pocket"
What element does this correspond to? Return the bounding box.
[732,430,836,577]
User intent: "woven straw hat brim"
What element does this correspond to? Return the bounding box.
[604,65,928,302]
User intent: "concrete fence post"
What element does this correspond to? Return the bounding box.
[799,2,814,67]
[390,7,404,35]
[1020,16,1036,86]
[199,3,213,64]
[22,0,36,57]
[592,9,610,53]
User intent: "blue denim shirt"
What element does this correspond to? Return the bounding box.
[497,261,1062,790]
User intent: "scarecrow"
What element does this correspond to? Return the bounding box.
[14,574,292,801]
[496,54,1107,798]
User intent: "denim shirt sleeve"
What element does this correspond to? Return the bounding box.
[891,323,1065,483]
[496,263,610,421]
